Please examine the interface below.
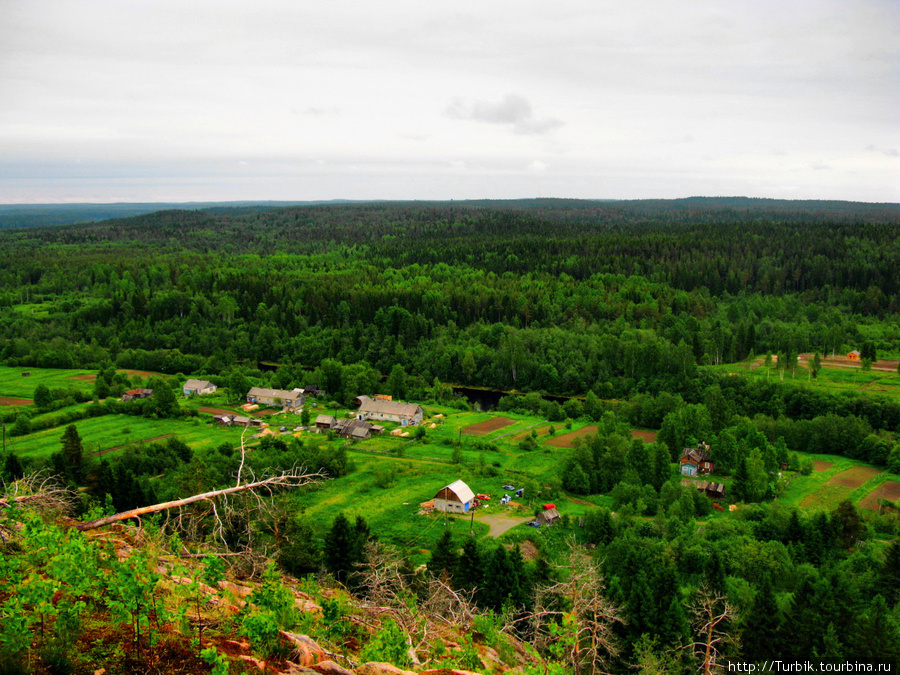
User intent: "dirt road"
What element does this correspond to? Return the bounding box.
[474,512,532,537]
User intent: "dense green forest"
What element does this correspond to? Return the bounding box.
[1,198,900,672]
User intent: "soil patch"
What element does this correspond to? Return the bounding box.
[461,416,516,436]
[859,482,900,510]
[474,512,533,537]
[0,397,32,406]
[544,425,599,448]
[826,465,881,489]
[812,460,833,472]
[70,374,97,381]
[254,408,280,416]
[199,407,238,416]
[511,425,551,442]
[631,429,658,443]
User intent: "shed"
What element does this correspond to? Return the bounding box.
[315,414,336,430]
[433,480,475,513]
[848,350,861,361]
[537,507,561,525]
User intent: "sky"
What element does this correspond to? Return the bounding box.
[0,0,898,203]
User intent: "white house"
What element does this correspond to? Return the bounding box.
[183,379,217,397]
[355,396,424,426]
[433,480,475,513]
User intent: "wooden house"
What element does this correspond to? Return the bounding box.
[183,379,216,397]
[355,395,424,426]
[122,388,153,402]
[333,418,374,439]
[246,387,305,411]
[433,480,475,513]
[680,447,715,477]
[848,350,861,361]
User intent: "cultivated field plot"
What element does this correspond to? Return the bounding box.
[813,461,833,472]
[799,465,884,510]
[859,482,900,510]
[511,425,551,442]
[631,429,658,443]
[0,397,32,406]
[461,416,516,435]
[544,425,599,448]
[0,366,96,398]
[827,465,882,488]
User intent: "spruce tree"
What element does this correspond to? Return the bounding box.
[741,582,782,661]
[60,424,84,482]
[427,529,458,579]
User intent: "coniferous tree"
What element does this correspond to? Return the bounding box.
[880,540,900,605]
[60,424,85,482]
[741,582,782,662]
[456,535,482,591]
[427,528,458,579]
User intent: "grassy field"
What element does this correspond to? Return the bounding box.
[4,414,247,460]
[709,357,900,402]
[0,366,96,399]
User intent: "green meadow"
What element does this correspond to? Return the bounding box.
[0,366,96,399]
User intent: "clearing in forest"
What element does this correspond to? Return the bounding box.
[859,482,900,510]
[461,416,516,436]
[544,425,599,448]
[631,429,658,443]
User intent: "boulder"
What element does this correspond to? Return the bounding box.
[355,664,417,675]
[307,661,356,675]
[280,631,328,666]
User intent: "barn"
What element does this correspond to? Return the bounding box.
[433,480,476,513]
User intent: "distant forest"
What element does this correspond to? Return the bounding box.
[1,197,898,410]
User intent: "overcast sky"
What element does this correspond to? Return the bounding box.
[1,0,897,203]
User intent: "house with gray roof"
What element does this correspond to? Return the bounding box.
[355,395,423,426]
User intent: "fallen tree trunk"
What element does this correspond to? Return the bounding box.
[75,472,320,532]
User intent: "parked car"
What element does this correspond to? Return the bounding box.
[527,521,541,528]
[476,493,492,500]
[502,484,515,490]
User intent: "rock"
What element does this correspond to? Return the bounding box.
[355,664,417,675]
[307,661,356,675]
[294,596,323,615]
[280,631,327,666]
[419,669,484,675]
[239,654,267,670]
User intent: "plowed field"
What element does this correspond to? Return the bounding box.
[461,416,516,435]
[544,425,599,448]
[859,482,900,510]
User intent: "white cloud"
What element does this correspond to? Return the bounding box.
[446,94,563,135]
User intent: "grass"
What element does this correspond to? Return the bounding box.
[708,359,900,403]
[0,365,96,398]
[5,414,248,460]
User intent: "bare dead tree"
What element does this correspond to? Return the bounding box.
[0,471,77,515]
[75,468,322,533]
[523,549,623,675]
[685,584,737,675]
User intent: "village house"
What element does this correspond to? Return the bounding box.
[355,395,424,426]
[183,379,217,397]
[681,478,726,500]
[246,387,305,411]
[433,480,476,513]
[122,388,153,402]
[333,418,378,440]
[848,350,861,361]
[680,446,715,477]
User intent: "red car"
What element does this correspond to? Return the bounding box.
[476,493,492,500]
